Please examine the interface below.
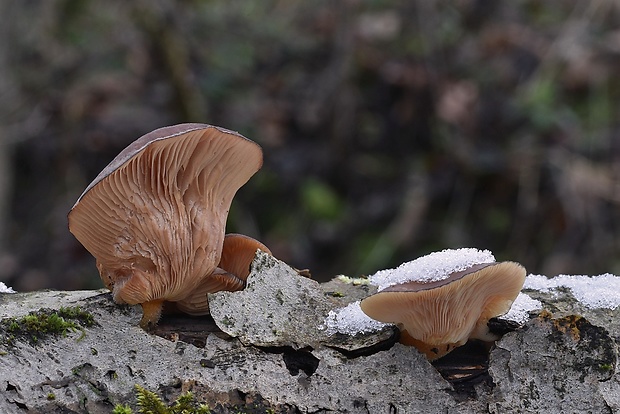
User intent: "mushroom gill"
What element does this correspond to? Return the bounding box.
[175,233,272,316]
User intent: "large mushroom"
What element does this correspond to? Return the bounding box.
[360,251,525,360]
[68,123,263,328]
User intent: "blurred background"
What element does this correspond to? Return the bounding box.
[1,0,620,291]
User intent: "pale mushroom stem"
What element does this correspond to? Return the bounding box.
[140,299,165,329]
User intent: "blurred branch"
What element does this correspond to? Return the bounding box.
[0,142,10,253]
[0,1,49,257]
[131,0,208,122]
[0,105,49,252]
[0,0,13,254]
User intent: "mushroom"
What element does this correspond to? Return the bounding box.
[218,233,272,281]
[68,123,263,328]
[174,233,272,315]
[360,261,526,360]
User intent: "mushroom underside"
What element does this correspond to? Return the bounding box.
[68,124,263,327]
[360,262,525,360]
[172,233,273,316]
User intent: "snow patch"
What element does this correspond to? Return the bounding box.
[0,282,15,293]
[369,248,495,291]
[323,301,389,336]
[524,273,620,309]
[502,292,542,323]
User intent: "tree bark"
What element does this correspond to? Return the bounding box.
[0,254,618,413]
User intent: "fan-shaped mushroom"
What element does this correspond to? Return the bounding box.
[68,123,263,328]
[360,261,526,360]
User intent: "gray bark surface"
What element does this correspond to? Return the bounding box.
[0,253,618,413]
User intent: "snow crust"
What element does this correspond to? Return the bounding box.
[502,292,542,323]
[369,248,495,291]
[323,301,389,335]
[323,248,496,335]
[0,282,15,293]
[524,273,620,310]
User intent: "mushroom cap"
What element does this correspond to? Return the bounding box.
[68,123,262,308]
[360,261,526,359]
[218,233,272,281]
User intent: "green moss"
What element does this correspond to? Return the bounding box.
[112,405,133,414]
[1,306,96,346]
[114,385,211,414]
[57,306,96,327]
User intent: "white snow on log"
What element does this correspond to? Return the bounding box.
[524,273,620,310]
[323,301,389,335]
[368,248,495,291]
[0,282,15,293]
[502,292,542,323]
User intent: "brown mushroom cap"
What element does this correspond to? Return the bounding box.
[175,233,272,316]
[218,233,272,281]
[68,123,262,326]
[360,261,525,360]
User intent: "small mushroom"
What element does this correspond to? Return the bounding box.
[68,123,263,328]
[360,261,525,360]
[175,233,272,315]
[218,233,272,281]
